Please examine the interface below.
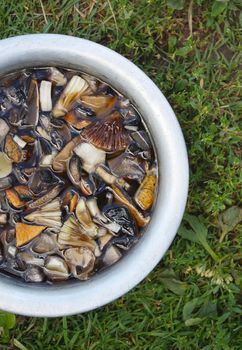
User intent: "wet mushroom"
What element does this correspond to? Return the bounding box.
[103,204,137,236]
[64,109,92,130]
[28,185,63,209]
[80,95,117,116]
[110,235,137,251]
[44,256,69,281]
[74,142,106,173]
[75,197,105,238]
[102,245,122,266]
[15,222,47,247]
[82,111,129,153]
[111,185,150,227]
[134,167,157,211]
[17,252,44,267]
[24,198,62,232]
[53,75,89,117]
[58,215,97,250]
[4,135,24,163]
[0,152,12,178]
[64,247,95,280]
[25,79,39,126]
[40,80,52,111]
[62,190,79,213]
[0,213,7,225]
[67,155,82,187]
[52,136,82,172]
[131,130,151,151]
[28,168,61,196]
[0,176,12,190]
[97,233,113,251]
[32,67,67,86]
[31,233,58,255]
[5,188,26,209]
[24,266,45,283]
[108,153,145,182]
[39,138,57,167]
[0,118,10,143]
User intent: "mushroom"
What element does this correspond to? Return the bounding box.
[28,185,63,209]
[67,155,82,187]
[5,188,26,209]
[0,152,12,178]
[17,252,44,267]
[74,142,105,173]
[0,213,7,225]
[52,136,82,172]
[103,204,137,236]
[0,118,10,143]
[40,80,52,111]
[4,135,24,163]
[24,198,62,232]
[28,168,61,196]
[64,247,95,280]
[102,245,122,266]
[44,256,69,281]
[108,153,145,182]
[24,79,39,126]
[0,176,12,190]
[24,266,45,283]
[15,222,47,247]
[134,167,157,211]
[32,67,67,86]
[64,109,92,130]
[62,190,79,213]
[111,185,150,227]
[75,197,105,238]
[131,130,151,151]
[82,111,129,153]
[53,75,89,117]
[58,215,97,251]
[80,95,117,116]
[31,233,58,255]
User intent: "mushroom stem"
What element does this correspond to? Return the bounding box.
[40,80,52,111]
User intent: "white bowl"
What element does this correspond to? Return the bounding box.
[0,34,188,317]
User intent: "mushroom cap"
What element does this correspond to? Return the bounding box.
[82,111,129,152]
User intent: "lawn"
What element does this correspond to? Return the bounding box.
[0,0,241,349]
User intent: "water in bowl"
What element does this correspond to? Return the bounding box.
[0,67,158,283]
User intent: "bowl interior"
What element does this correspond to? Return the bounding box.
[0,34,188,316]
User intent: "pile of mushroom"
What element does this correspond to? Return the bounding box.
[0,67,157,283]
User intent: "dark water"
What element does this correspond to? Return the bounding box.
[0,67,158,283]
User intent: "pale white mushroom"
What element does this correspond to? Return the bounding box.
[40,80,52,112]
[103,246,122,266]
[0,119,10,143]
[74,142,105,173]
[44,256,69,281]
[49,67,67,86]
[0,213,7,225]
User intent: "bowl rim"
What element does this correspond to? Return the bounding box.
[0,34,189,317]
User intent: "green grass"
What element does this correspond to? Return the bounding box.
[0,0,241,349]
